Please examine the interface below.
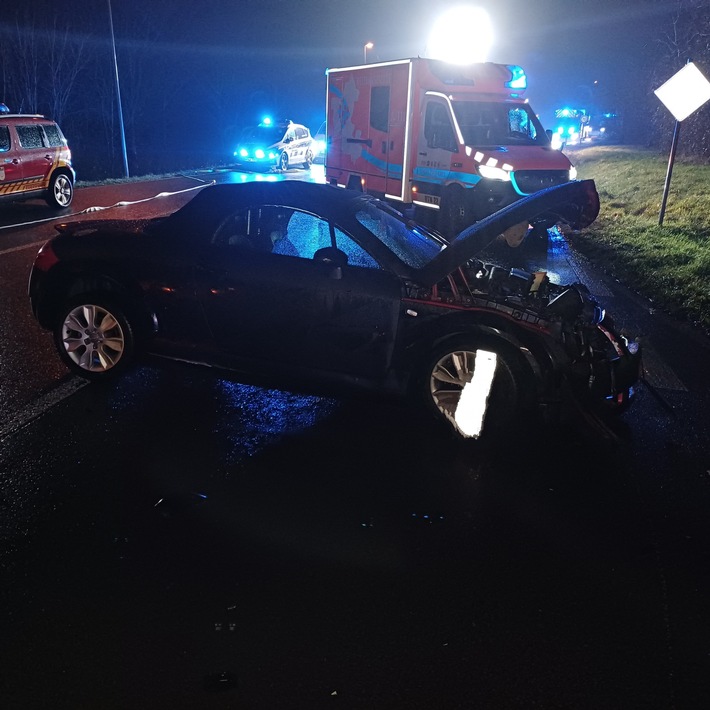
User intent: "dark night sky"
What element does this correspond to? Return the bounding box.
[1,0,682,169]
[141,0,668,127]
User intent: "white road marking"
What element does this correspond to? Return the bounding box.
[0,378,87,441]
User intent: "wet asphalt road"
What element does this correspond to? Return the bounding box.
[2,171,710,709]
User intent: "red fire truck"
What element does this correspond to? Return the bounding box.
[324,58,575,238]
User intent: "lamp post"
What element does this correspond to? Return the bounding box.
[107,0,129,178]
[363,42,373,64]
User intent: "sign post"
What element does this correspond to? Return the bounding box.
[654,61,710,225]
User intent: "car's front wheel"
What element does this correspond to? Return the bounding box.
[279,151,289,172]
[54,297,135,380]
[420,338,530,441]
[46,172,73,208]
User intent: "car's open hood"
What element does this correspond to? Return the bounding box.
[417,179,600,287]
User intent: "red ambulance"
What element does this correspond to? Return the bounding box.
[324,58,575,239]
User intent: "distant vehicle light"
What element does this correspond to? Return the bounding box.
[255,149,265,159]
[261,116,273,126]
[239,148,248,157]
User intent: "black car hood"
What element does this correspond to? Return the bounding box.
[417,179,600,287]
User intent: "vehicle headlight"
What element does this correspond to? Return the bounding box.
[478,164,511,181]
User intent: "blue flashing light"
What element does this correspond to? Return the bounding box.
[239,148,248,157]
[255,148,265,159]
[505,65,527,90]
[261,116,273,126]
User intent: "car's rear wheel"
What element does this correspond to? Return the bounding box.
[279,151,289,171]
[420,337,530,441]
[302,149,313,169]
[54,297,135,380]
[46,172,73,208]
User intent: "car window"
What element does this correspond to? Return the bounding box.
[281,210,380,268]
[212,206,380,269]
[0,126,9,152]
[17,125,45,148]
[43,123,63,147]
[356,202,442,269]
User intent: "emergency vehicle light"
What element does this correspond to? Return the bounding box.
[261,116,273,126]
[505,65,527,90]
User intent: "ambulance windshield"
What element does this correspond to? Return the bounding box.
[453,102,547,147]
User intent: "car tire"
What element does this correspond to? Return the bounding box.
[279,151,289,172]
[302,149,313,169]
[54,296,135,381]
[419,337,530,442]
[46,172,74,208]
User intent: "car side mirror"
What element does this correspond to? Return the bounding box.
[314,247,348,279]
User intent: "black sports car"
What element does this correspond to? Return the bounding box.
[28,179,641,441]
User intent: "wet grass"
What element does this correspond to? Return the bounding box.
[566,145,710,332]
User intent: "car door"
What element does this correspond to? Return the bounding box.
[194,206,402,380]
[16,123,53,188]
[0,124,23,191]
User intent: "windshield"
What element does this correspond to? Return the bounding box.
[453,101,549,146]
[355,201,444,269]
[240,125,285,145]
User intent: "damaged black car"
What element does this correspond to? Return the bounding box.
[28,179,641,441]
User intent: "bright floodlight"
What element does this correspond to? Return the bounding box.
[426,6,493,64]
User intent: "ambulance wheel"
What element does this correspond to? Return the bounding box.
[279,151,289,171]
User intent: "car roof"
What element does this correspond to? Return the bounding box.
[166,180,372,243]
[0,114,53,121]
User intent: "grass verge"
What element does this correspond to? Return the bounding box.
[565,145,710,333]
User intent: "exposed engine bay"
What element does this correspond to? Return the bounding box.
[405,258,641,412]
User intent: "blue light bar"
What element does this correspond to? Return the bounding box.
[505,65,527,90]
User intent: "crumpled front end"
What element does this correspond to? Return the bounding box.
[546,283,642,414]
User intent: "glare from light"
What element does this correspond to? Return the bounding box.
[426,6,493,64]
[454,349,497,438]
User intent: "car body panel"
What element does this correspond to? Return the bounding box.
[29,179,640,436]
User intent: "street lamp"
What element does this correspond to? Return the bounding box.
[364,42,373,64]
[107,0,129,177]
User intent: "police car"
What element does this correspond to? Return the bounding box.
[232,117,314,171]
